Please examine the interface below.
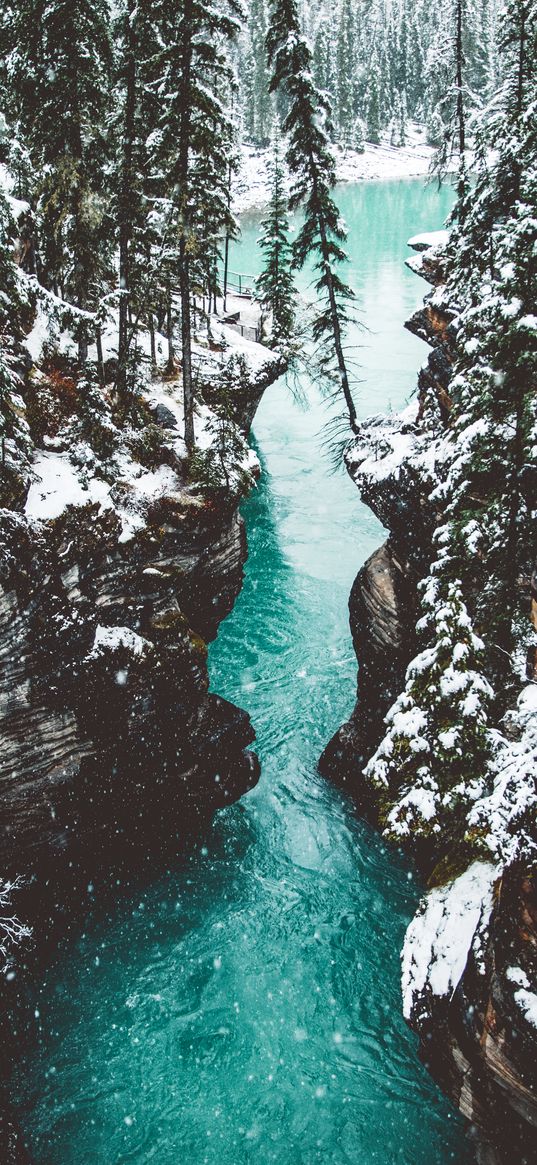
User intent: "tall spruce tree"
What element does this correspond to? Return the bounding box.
[250,0,271,144]
[429,0,470,212]
[336,0,356,147]
[255,137,295,346]
[266,0,359,433]
[154,0,242,451]
[366,55,382,144]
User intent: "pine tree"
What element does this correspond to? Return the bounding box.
[255,137,295,346]
[312,19,331,95]
[153,0,242,451]
[336,0,356,147]
[366,56,382,144]
[0,186,32,463]
[7,0,113,362]
[429,0,469,213]
[266,0,359,433]
[239,43,257,141]
[353,116,366,153]
[365,567,493,867]
[250,0,271,144]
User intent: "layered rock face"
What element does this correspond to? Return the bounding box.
[318,459,429,807]
[320,239,537,1161]
[0,344,282,920]
[0,497,257,892]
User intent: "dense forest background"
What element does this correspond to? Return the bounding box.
[0,0,505,452]
[239,0,501,149]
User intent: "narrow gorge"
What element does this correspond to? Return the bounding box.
[2,0,535,1160]
[3,180,486,1165]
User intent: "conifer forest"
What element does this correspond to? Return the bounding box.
[0,1,535,1163]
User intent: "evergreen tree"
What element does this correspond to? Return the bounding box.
[267,0,359,433]
[255,137,295,346]
[312,19,332,95]
[153,0,242,451]
[365,566,493,866]
[7,0,113,361]
[192,355,254,493]
[0,186,32,463]
[239,43,257,141]
[336,0,356,147]
[353,116,366,153]
[366,56,382,144]
[250,0,271,144]
[429,0,469,212]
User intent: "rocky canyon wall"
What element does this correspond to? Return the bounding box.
[320,237,537,1163]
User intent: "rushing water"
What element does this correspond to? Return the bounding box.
[15,179,473,1164]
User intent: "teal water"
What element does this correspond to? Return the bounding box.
[16,179,471,1164]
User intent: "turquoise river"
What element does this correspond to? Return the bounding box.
[16,178,474,1164]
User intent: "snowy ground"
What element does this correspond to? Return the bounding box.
[22,289,272,540]
[232,124,436,214]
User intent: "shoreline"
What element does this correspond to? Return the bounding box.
[232,127,436,214]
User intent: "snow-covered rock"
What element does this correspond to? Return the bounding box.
[401,862,497,1021]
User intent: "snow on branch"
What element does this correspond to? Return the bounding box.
[0,878,31,973]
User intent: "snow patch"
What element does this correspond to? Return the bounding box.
[407,230,449,252]
[25,451,111,521]
[401,862,497,1019]
[514,989,537,1029]
[88,625,151,659]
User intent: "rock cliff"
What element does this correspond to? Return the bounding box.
[0,292,283,920]
[320,234,537,1162]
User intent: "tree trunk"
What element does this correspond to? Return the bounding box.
[500,379,526,654]
[149,314,157,373]
[455,0,467,215]
[96,327,105,384]
[178,0,195,452]
[223,233,230,313]
[166,296,175,373]
[71,88,90,366]
[179,241,195,448]
[322,244,359,433]
[117,0,137,400]
[312,165,359,434]
[72,177,89,365]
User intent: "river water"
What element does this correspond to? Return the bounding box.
[16,179,473,1163]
